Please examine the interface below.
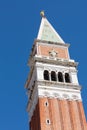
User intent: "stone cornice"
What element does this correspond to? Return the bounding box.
[36,80,82,91]
[29,55,78,67]
[34,39,70,47]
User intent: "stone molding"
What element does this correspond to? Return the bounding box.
[37,80,81,90]
[34,39,70,47]
[38,89,81,101]
[29,55,78,67]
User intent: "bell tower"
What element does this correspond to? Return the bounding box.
[25,12,87,130]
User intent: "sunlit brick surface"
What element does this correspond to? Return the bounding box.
[38,45,69,59]
[30,98,87,130]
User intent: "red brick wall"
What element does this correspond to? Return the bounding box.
[30,98,87,130]
[38,45,69,59]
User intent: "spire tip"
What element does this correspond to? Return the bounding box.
[40,11,45,17]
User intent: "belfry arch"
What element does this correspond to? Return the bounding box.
[44,70,49,80]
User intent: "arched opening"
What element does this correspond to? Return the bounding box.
[51,71,57,81]
[65,73,71,83]
[58,72,64,82]
[44,70,49,80]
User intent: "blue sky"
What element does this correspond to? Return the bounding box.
[0,0,87,130]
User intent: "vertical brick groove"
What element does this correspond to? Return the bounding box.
[79,102,87,124]
[48,98,62,130]
[37,100,41,130]
[58,99,64,130]
[70,101,82,130]
[60,100,72,130]
[34,104,38,130]
[77,102,87,130]
[77,101,84,130]
[48,98,54,130]
[67,101,74,130]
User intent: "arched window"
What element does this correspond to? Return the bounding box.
[58,72,64,82]
[44,70,49,80]
[65,73,71,83]
[51,71,57,81]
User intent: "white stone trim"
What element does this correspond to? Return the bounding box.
[37,41,68,48]
[34,55,78,68]
[38,87,82,101]
[37,81,81,100]
[37,18,44,41]
[28,89,38,121]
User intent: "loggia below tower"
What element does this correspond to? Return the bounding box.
[25,12,87,130]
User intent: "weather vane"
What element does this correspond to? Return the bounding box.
[40,10,45,17]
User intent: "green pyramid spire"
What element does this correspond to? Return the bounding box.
[37,16,65,43]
